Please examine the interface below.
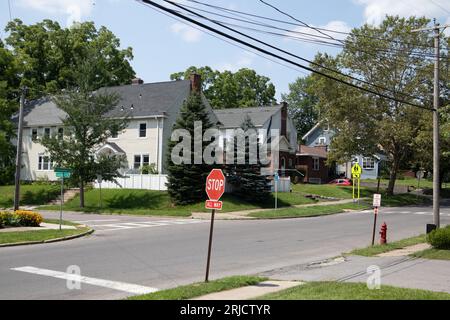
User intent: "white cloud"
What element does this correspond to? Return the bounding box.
[215,52,254,72]
[18,0,94,26]
[170,22,202,43]
[354,0,450,25]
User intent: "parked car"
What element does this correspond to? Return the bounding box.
[328,178,352,186]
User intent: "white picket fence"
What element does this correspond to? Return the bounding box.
[93,174,168,191]
[271,177,291,192]
[93,174,290,193]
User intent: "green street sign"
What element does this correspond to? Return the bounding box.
[55,167,72,178]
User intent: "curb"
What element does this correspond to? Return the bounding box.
[0,228,94,248]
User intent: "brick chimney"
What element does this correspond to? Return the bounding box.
[132,78,144,85]
[281,101,287,137]
[190,73,202,93]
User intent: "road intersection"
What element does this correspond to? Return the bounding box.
[1,205,449,299]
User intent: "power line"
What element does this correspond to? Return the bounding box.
[8,0,12,21]
[171,4,444,73]
[184,0,441,52]
[430,0,450,14]
[257,0,343,44]
[165,0,426,103]
[140,0,433,111]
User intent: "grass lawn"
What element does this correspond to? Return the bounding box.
[129,276,267,300]
[0,184,60,208]
[258,281,450,300]
[412,248,450,260]
[249,202,370,219]
[362,177,434,189]
[291,184,374,199]
[0,220,91,245]
[39,189,317,216]
[348,234,426,257]
[381,193,431,206]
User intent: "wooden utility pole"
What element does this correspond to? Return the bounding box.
[13,87,27,211]
[412,22,449,229]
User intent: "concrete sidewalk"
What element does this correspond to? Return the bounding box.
[0,222,76,233]
[192,280,302,300]
[192,198,361,220]
[258,254,450,294]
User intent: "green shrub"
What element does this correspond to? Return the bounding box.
[14,210,43,227]
[0,211,20,228]
[427,225,450,250]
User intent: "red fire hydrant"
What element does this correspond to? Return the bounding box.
[379,222,387,245]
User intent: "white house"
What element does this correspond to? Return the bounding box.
[13,75,297,188]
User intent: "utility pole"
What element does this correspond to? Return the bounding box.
[432,23,440,229]
[13,87,27,211]
[412,22,449,229]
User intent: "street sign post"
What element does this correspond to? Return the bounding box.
[54,168,72,231]
[416,170,424,190]
[204,169,225,282]
[97,175,103,211]
[274,171,279,210]
[371,193,381,246]
[351,163,362,202]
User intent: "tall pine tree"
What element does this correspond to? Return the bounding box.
[166,93,214,205]
[226,115,271,202]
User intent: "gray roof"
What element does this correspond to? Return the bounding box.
[213,105,282,128]
[14,80,192,127]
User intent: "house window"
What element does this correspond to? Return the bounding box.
[288,158,293,168]
[139,123,147,137]
[313,157,320,171]
[31,128,38,141]
[38,155,52,171]
[142,154,150,167]
[134,155,141,169]
[44,128,51,138]
[134,154,150,169]
[363,157,375,170]
[318,137,326,145]
[58,128,64,139]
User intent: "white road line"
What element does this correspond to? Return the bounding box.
[11,266,158,295]
[74,219,120,223]
[414,212,429,215]
[93,224,135,229]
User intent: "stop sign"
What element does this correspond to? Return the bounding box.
[205,169,225,201]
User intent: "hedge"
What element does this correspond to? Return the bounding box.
[0,211,43,228]
[427,225,450,250]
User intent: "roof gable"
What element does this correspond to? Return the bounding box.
[214,105,282,128]
[16,80,192,127]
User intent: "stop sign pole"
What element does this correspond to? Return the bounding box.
[204,169,225,282]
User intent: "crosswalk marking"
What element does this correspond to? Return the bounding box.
[90,219,205,232]
[74,219,120,223]
[11,266,158,295]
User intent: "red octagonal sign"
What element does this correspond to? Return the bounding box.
[205,169,225,201]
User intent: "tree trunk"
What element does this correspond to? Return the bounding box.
[386,158,399,196]
[79,179,85,208]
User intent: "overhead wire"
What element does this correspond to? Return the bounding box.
[140,0,433,111]
[164,0,427,104]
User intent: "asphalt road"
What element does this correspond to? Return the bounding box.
[1,204,449,300]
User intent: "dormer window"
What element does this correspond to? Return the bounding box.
[318,137,326,145]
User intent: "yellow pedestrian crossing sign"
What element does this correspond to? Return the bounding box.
[352,163,362,177]
[351,163,362,201]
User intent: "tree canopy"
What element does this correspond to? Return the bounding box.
[5,19,135,98]
[281,75,319,139]
[170,66,276,108]
[309,16,438,194]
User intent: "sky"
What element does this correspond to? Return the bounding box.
[1,0,449,100]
